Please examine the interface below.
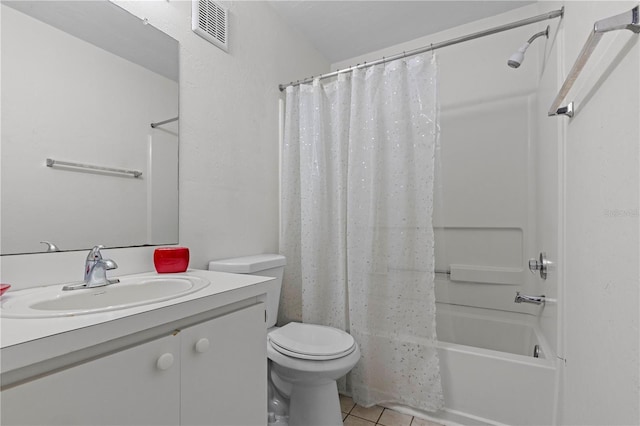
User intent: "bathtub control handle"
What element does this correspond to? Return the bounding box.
[528,252,549,280]
[514,292,545,305]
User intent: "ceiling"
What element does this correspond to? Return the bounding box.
[4,1,178,81]
[267,1,535,64]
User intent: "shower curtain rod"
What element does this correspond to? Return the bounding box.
[279,7,564,91]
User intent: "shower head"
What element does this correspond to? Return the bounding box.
[507,25,550,69]
[507,43,530,68]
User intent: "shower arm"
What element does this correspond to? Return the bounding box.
[527,27,549,44]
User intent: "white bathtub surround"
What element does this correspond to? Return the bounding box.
[435,303,555,425]
[281,54,443,411]
[327,4,558,424]
[330,2,640,423]
[352,304,556,425]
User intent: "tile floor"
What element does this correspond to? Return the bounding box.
[340,395,444,426]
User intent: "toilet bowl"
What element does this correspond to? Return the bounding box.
[209,255,360,426]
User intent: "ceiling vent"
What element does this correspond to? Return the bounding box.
[192,0,228,52]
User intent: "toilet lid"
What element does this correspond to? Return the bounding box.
[268,322,355,358]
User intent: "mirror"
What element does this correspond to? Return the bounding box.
[1,1,179,255]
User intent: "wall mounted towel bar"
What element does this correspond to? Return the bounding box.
[150,116,179,128]
[549,6,640,117]
[46,158,142,178]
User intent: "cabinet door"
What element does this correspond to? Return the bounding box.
[1,333,181,426]
[181,303,267,426]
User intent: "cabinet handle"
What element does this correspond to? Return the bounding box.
[156,353,174,370]
[195,338,210,354]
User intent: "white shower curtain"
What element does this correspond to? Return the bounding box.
[281,54,443,412]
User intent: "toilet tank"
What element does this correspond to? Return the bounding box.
[208,254,286,328]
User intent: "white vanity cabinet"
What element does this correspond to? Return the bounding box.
[181,302,267,425]
[1,333,182,425]
[1,303,267,426]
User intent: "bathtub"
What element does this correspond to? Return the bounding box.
[384,303,557,426]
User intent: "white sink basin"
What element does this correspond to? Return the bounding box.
[0,275,210,318]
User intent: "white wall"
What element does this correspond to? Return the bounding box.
[115,0,329,269]
[0,1,329,289]
[556,1,639,424]
[1,4,178,254]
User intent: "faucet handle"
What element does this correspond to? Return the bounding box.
[40,241,60,252]
[87,245,105,261]
[100,258,118,270]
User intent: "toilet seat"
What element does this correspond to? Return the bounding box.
[269,339,356,361]
[268,322,355,360]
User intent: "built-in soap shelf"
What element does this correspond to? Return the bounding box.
[444,264,524,285]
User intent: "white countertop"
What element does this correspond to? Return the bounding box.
[0,269,274,377]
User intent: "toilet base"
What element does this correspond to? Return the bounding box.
[268,364,290,425]
[267,414,289,426]
[266,330,360,426]
[287,381,343,426]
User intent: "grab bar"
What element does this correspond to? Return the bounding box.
[46,158,142,178]
[548,6,640,117]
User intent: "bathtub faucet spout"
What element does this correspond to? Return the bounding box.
[514,292,545,305]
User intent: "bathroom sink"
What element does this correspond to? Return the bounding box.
[0,275,210,318]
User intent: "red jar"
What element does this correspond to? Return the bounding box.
[154,247,190,273]
[0,284,10,296]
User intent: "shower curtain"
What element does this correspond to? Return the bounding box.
[281,54,444,412]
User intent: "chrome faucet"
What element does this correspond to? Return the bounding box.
[84,245,105,281]
[63,245,120,290]
[514,291,545,305]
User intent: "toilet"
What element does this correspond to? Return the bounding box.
[208,254,360,426]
